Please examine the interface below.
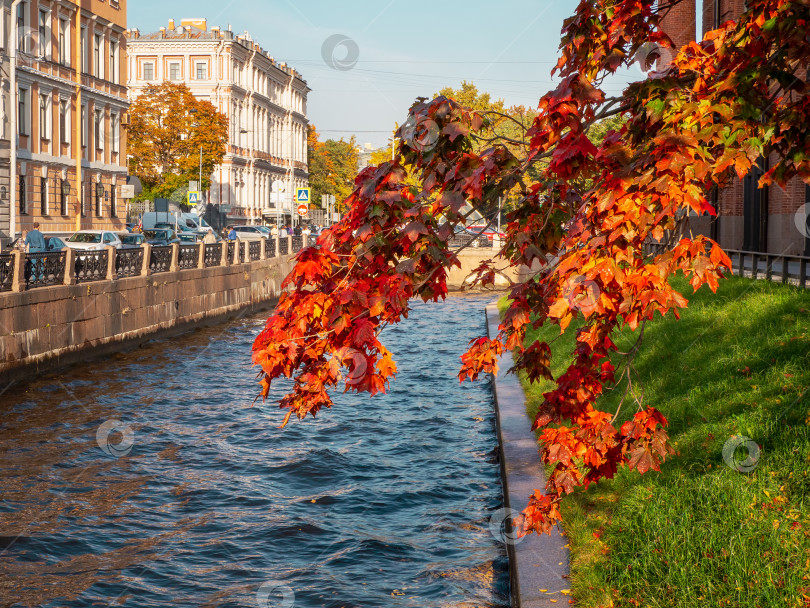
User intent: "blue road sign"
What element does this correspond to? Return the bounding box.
[296,188,310,203]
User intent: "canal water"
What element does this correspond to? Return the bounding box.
[0,295,509,607]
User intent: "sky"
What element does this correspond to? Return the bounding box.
[129,0,638,150]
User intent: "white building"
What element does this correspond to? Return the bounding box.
[126,18,309,226]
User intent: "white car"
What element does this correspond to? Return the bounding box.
[230,225,272,241]
[65,230,123,251]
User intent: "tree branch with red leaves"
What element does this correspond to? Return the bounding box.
[253,0,810,535]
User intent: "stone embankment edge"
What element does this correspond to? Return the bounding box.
[487,302,571,607]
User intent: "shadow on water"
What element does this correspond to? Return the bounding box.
[0,295,509,607]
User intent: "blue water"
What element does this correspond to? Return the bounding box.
[0,295,509,607]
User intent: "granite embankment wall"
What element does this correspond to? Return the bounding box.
[0,242,517,386]
[0,247,296,385]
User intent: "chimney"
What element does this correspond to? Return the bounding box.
[159,27,166,38]
[168,18,175,30]
[211,26,221,37]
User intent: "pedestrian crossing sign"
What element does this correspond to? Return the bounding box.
[296,188,310,203]
[188,191,200,205]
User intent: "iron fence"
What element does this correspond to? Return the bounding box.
[291,236,303,253]
[204,243,222,267]
[150,246,172,274]
[25,251,67,289]
[266,238,276,258]
[0,254,13,292]
[643,242,809,289]
[115,248,144,278]
[448,234,491,249]
[278,238,289,256]
[74,251,108,284]
[178,244,200,270]
[227,241,237,263]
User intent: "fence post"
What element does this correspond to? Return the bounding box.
[10,251,25,292]
[232,239,241,264]
[141,244,152,276]
[288,235,293,255]
[197,242,206,269]
[105,245,117,280]
[782,256,789,284]
[221,240,230,266]
[170,243,180,272]
[243,240,249,263]
[63,248,76,285]
[260,237,267,260]
[275,235,280,258]
[801,258,807,289]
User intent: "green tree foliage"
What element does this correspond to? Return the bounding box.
[128,83,228,202]
[307,125,360,211]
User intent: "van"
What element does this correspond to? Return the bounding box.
[140,211,211,235]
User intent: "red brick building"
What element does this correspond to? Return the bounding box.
[660,0,810,256]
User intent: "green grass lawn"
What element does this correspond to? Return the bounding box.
[502,276,810,608]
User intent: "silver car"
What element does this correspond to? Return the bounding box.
[65,230,123,251]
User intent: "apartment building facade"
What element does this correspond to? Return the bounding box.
[1,0,129,240]
[126,19,310,226]
[660,0,810,256]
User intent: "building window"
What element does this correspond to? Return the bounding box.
[39,94,50,140]
[109,39,118,83]
[60,179,68,215]
[143,62,154,81]
[59,18,69,65]
[95,184,103,217]
[81,26,89,73]
[18,88,28,136]
[19,176,26,214]
[169,62,181,80]
[93,33,103,78]
[40,176,48,215]
[111,113,119,155]
[59,99,69,146]
[17,2,28,53]
[81,105,87,150]
[94,110,103,151]
[111,185,117,218]
[196,62,207,80]
[38,9,48,59]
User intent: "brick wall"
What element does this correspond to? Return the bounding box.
[660,0,696,48]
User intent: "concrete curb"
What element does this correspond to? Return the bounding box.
[487,302,571,607]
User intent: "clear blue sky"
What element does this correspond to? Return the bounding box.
[129,0,633,149]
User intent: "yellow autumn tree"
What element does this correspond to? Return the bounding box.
[128,82,228,202]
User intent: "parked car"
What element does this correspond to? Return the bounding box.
[44,236,68,251]
[465,224,505,243]
[230,225,272,241]
[142,229,179,246]
[65,230,123,251]
[119,233,146,248]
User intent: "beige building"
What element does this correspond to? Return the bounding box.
[126,19,310,226]
[2,0,129,240]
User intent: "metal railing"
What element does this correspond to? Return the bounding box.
[115,248,144,279]
[178,244,199,270]
[0,254,13,292]
[0,237,288,292]
[448,234,490,249]
[204,243,222,267]
[25,252,67,289]
[291,236,303,253]
[74,251,108,284]
[150,246,173,274]
[643,243,809,289]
